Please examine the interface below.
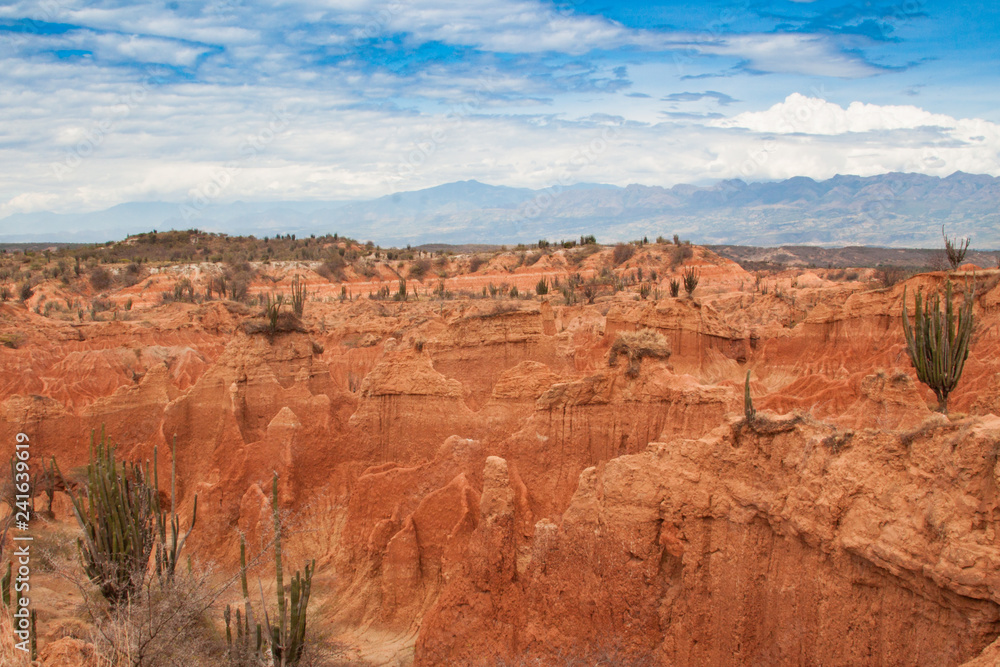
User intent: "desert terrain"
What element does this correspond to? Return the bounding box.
[1,230,999,665]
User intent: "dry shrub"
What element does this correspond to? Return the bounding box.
[469,256,486,272]
[243,311,304,336]
[872,266,910,288]
[316,254,345,282]
[669,244,693,268]
[86,568,225,667]
[612,243,635,266]
[90,267,113,291]
[409,258,431,279]
[822,431,854,453]
[608,328,671,377]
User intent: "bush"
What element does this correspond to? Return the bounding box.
[88,567,222,667]
[943,225,970,270]
[609,328,671,378]
[18,281,33,302]
[612,243,635,266]
[90,266,113,290]
[873,266,909,288]
[669,244,693,269]
[409,258,431,279]
[316,254,345,281]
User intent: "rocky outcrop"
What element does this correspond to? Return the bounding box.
[416,414,1000,665]
[4,255,1000,664]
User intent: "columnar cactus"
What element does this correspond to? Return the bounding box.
[228,473,315,666]
[64,428,156,606]
[266,472,315,667]
[682,268,699,297]
[902,279,975,414]
[291,274,307,317]
[225,535,264,660]
[153,435,197,583]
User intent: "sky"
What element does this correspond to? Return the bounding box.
[0,0,998,219]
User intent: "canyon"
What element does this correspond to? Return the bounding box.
[2,240,1000,665]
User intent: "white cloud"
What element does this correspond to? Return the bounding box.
[712,93,966,134]
[0,2,994,221]
[3,83,999,219]
[690,34,881,78]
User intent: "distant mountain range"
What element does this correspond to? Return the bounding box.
[2,172,999,247]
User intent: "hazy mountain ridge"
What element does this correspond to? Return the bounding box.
[2,172,998,247]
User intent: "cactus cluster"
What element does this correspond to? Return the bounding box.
[669,279,680,297]
[63,428,157,606]
[225,472,315,667]
[682,267,700,297]
[942,225,971,270]
[263,293,285,334]
[153,435,198,582]
[902,280,975,414]
[225,535,265,659]
[58,429,197,606]
[290,274,307,317]
[268,473,315,666]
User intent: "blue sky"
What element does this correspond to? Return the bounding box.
[0,0,998,217]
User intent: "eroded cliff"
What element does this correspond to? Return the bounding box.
[2,243,999,665]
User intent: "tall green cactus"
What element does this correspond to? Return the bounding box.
[290,275,307,317]
[153,435,197,583]
[61,428,156,606]
[225,535,264,660]
[264,472,314,667]
[1,561,10,607]
[227,473,315,666]
[902,280,975,414]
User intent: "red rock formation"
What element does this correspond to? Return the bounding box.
[4,252,1000,664]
